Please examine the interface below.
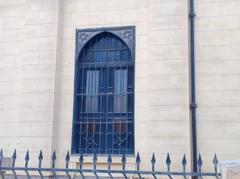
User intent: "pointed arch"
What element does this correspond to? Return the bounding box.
[77,32,132,63]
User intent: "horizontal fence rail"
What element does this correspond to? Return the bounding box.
[0,149,221,179]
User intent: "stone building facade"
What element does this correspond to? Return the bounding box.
[0,0,240,171]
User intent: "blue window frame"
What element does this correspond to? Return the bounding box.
[72,27,135,155]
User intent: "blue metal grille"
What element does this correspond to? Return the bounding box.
[72,32,134,154]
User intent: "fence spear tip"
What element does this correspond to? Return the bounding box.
[136,152,141,164]
[0,149,3,161]
[93,152,97,163]
[213,154,218,165]
[12,149,17,160]
[65,150,70,163]
[52,150,56,161]
[151,153,156,165]
[38,150,43,160]
[198,154,203,167]
[166,153,171,166]
[182,154,187,166]
[25,150,29,161]
[122,154,126,164]
[107,153,112,164]
[79,151,84,163]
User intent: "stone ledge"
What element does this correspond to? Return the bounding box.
[221,161,240,179]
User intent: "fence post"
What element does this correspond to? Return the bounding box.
[221,161,240,179]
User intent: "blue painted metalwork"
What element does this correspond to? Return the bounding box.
[0,149,221,179]
[72,26,135,155]
[189,0,198,177]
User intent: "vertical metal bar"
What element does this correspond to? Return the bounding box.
[99,35,103,154]
[0,149,4,179]
[126,63,129,154]
[151,153,157,179]
[24,150,30,179]
[93,153,99,179]
[79,152,85,179]
[182,154,188,179]
[79,48,85,154]
[86,58,91,153]
[38,150,44,179]
[11,149,17,179]
[65,151,71,179]
[106,36,110,154]
[51,151,57,179]
[111,37,115,154]
[189,0,198,177]
[136,153,142,179]
[91,36,95,154]
[213,154,220,179]
[197,154,203,179]
[121,155,128,179]
[107,154,113,179]
[166,153,173,179]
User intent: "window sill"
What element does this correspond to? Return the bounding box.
[70,154,136,164]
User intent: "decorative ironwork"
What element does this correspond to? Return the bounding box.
[72,28,135,155]
[123,29,133,39]
[0,149,221,179]
[78,32,88,41]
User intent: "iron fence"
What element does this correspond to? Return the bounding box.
[0,149,221,179]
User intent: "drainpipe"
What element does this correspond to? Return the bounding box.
[189,0,197,177]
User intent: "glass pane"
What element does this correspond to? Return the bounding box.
[114,69,127,113]
[85,71,99,113]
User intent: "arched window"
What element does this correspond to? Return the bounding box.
[72,28,135,155]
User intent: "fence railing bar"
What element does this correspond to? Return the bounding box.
[213,154,220,179]
[107,154,113,179]
[0,150,222,178]
[136,152,143,179]
[79,152,85,179]
[51,150,57,179]
[182,154,188,179]
[198,154,203,179]
[11,149,17,179]
[121,154,128,179]
[24,150,30,179]
[0,149,5,179]
[166,153,173,179]
[37,150,44,179]
[107,154,112,171]
[0,167,221,176]
[65,151,71,179]
[151,153,157,179]
[93,153,99,179]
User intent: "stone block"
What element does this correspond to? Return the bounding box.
[149,106,189,121]
[150,1,187,16]
[150,45,188,60]
[196,60,240,75]
[197,1,240,17]
[150,75,188,90]
[150,60,188,75]
[150,29,188,45]
[150,15,187,30]
[25,37,57,51]
[150,90,188,106]
[20,93,54,108]
[22,64,55,78]
[197,90,240,106]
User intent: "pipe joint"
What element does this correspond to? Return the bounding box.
[189,13,196,19]
[190,103,197,109]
